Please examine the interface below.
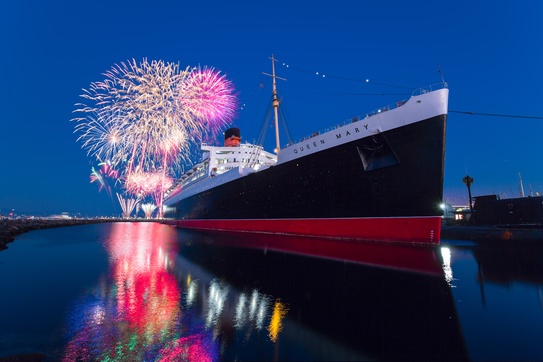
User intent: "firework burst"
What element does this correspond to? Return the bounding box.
[74,59,197,175]
[125,171,160,198]
[179,66,238,137]
[141,203,157,219]
[73,111,126,164]
[73,58,237,216]
[125,171,173,216]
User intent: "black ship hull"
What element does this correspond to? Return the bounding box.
[165,114,446,244]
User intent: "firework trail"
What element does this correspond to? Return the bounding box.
[141,203,157,219]
[99,161,119,179]
[74,112,126,165]
[90,162,118,187]
[116,193,138,219]
[90,167,105,192]
[74,59,237,216]
[90,161,120,201]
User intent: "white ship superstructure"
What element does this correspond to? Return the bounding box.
[164,135,276,204]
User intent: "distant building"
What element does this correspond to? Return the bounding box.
[470,195,543,226]
[49,212,72,220]
[452,207,471,221]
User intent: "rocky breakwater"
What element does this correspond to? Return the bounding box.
[0,218,116,251]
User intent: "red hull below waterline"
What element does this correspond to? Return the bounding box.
[164,216,441,245]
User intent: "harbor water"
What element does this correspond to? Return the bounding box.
[0,222,542,361]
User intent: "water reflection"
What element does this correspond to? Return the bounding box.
[440,246,455,286]
[60,223,290,361]
[234,289,270,331]
[177,229,445,276]
[267,300,288,343]
[3,223,543,360]
[61,222,206,361]
[473,242,543,288]
[176,230,467,361]
[55,223,540,361]
[443,239,543,360]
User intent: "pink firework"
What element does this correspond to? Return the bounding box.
[179,66,238,129]
[125,171,173,208]
[125,171,160,197]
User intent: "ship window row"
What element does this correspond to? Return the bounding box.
[215,158,240,164]
[181,170,206,187]
[215,150,257,155]
[215,166,234,172]
[215,158,270,165]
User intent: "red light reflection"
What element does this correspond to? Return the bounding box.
[61,222,218,361]
[107,222,181,332]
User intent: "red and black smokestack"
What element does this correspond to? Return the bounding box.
[224,128,241,147]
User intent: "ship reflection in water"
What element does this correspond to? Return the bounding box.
[174,229,466,361]
[59,223,465,361]
[0,222,542,360]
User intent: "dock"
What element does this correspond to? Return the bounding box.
[441,225,543,243]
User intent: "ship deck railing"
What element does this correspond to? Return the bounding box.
[282,82,448,149]
[200,142,264,149]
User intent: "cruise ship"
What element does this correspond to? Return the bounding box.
[163,56,448,244]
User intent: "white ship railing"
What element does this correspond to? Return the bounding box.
[411,82,448,96]
[282,82,448,149]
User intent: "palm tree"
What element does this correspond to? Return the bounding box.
[462,175,474,211]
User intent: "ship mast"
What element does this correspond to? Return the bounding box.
[263,54,286,153]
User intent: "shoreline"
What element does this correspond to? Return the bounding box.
[0,218,153,251]
[4,219,543,251]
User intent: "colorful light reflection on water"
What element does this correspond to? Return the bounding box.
[59,223,286,361]
[3,223,542,360]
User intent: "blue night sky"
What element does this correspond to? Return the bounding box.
[1,0,542,216]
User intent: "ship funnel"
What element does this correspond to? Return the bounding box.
[224,128,241,147]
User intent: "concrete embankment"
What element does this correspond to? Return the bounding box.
[441,225,543,243]
[0,218,121,251]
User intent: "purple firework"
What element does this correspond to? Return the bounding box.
[179,66,238,130]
